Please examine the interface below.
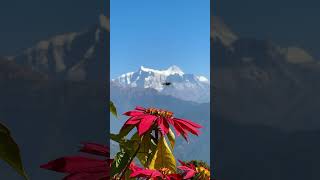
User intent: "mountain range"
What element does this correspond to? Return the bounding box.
[112,65,210,103]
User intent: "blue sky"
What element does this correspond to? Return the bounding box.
[110,0,210,79]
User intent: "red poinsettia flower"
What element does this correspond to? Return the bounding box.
[178,160,211,180]
[122,106,202,141]
[40,142,111,180]
[129,162,182,180]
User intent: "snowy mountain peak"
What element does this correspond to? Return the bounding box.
[196,76,209,82]
[112,65,210,103]
[139,65,184,76]
[167,65,184,75]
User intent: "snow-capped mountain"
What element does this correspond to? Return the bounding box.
[112,65,210,103]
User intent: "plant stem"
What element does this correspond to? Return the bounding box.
[119,142,141,179]
[150,134,157,143]
[154,129,158,140]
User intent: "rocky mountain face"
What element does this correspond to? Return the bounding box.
[112,65,210,103]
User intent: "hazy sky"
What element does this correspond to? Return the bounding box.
[110,0,210,79]
[0,0,102,56]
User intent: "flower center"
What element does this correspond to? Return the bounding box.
[196,167,210,178]
[158,167,173,175]
[145,108,173,118]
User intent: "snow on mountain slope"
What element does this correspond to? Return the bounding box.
[112,65,210,103]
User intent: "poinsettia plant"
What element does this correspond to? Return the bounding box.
[40,101,212,180]
[110,102,211,180]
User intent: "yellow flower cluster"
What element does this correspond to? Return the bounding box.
[196,166,211,179]
[145,108,174,118]
[158,167,173,175]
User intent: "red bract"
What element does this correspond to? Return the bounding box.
[178,160,211,180]
[129,162,182,180]
[40,142,111,180]
[178,160,196,179]
[123,106,203,141]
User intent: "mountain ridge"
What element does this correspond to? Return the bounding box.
[6,15,109,81]
[112,65,210,103]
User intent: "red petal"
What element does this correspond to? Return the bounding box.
[167,174,183,180]
[129,162,142,172]
[135,106,145,111]
[157,117,170,135]
[137,115,157,136]
[183,169,196,179]
[178,160,187,166]
[40,156,107,173]
[178,165,194,171]
[175,119,200,136]
[125,116,142,125]
[173,118,202,128]
[123,110,144,117]
[130,169,162,178]
[189,163,196,170]
[178,165,196,179]
[79,143,109,157]
[172,121,189,141]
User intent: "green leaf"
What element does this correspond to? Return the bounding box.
[110,101,118,118]
[110,149,130,177]
[167,128,175,151]
[118,125,135,138]
[130,133,156,167]
[119,135,140,155]
[0,122,28,179]
[110,125,135,145]
[110,133,123,143]
[136,135,151,166]
[119,139,135,154]
[149,136,176,173]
